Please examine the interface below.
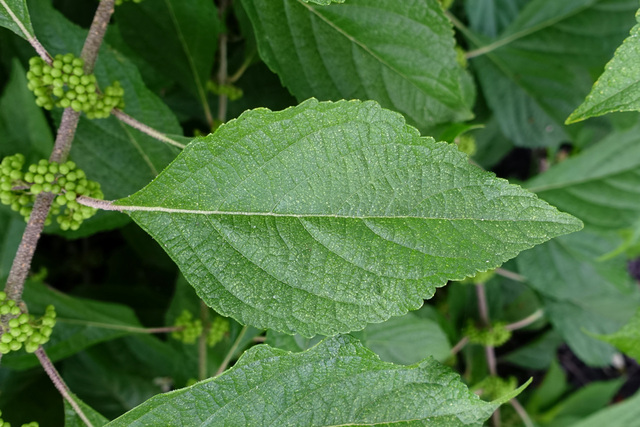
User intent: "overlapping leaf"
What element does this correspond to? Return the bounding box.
[117,0,220,122]
[242,0,474,129]
[526,121,640,231]
[116,98,581,336]
[517,231,640,366]
[567,9,640,123]
[0,0,34,40]
[106,335,525,426]
[595,308,640,361]
[467,0,638,147]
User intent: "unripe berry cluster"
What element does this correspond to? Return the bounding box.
[26,54,125,119]
[0,292,56,354]
[206,81,243,101]
[0,154,103,230]
[171,310,203,344]
[465,321,512,347]
[473,375,517,401]
[0,410,39,427]
[206,316,230,347]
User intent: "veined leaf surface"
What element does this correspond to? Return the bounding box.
[116,99,582,336]
[241,0,475,128]
[0,0,34,40]
[106,335,526,426]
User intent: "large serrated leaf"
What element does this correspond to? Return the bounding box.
[241,0,474,129]
[114,99,581,337]
[566,9,640,123]
[0,0,34,40]
[106,335,524,426]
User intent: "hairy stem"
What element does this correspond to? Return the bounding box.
[495,268,526,283]
[216,0,230,124]
[215,325,248,376]
[112,109,186,148]
[198,301,210,381]
[505,309,543,331]
[476,283,500,427]
[56,318,182,334]
[36,347,94,427]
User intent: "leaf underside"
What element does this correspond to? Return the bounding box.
[118,98,582,337]
[106,335,513,426]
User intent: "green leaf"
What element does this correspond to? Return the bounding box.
[571,388,640,427]
[1,281,146,370]
[116,0,220,123]
[106,335,524,426]
[352,313,451,364]
[0,209,25,283]
[241,0,475,128]
[468,0,638,147]
[594,307,640,361]
[64,394,109,427]
[566,9,640,123]
[0,0,34,40]
[526,122,640,231]
[117,98,581,337]
[517,230,640,366]
[301,0,345,4]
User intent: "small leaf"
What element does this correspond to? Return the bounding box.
[241,0,475,128]
[0,0,35,40]
[106,335,524,426]
[594,307,640,361]
[566,9,640,123]
[117,99,581,337]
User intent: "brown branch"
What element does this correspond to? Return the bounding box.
[36,347,94,427]
[216,0,230,124]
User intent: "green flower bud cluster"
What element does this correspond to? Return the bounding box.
[472,375,517,401]
[26,54,125,119]
[465,321,512,347]
[0,292,56,354]
[0,410,40,427]
[206,81,244,101]
[0,154,103,230]
[171,310,203,344]
[455,133,476,157]
[114,0,143,5]
[206,316,230,347]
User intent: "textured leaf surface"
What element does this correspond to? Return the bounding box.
[0,0,34,40]
[595,308,640,361]
[242,0,474,128]
[117,99,581,336]
[527,122,640,231]
[517,231,640,366]
[468,0,638,147]
[106,335,521,426]
[567,10,640,123]
[1,281,145,370]
[117,0,220,120]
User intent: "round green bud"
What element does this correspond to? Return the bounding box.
[0,343,10,354]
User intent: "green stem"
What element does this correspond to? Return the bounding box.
[215,325,248,376]
[216,0,230,124]
[112,109,186,149]
[56,318,181,334]
[198,301,210,381]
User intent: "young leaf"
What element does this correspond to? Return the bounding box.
[0,0,35,40]
[566,9,640,123]
[106,335,526,426]
[241,0,474,128]
[594,307,640,361]
[115,98,582,337]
